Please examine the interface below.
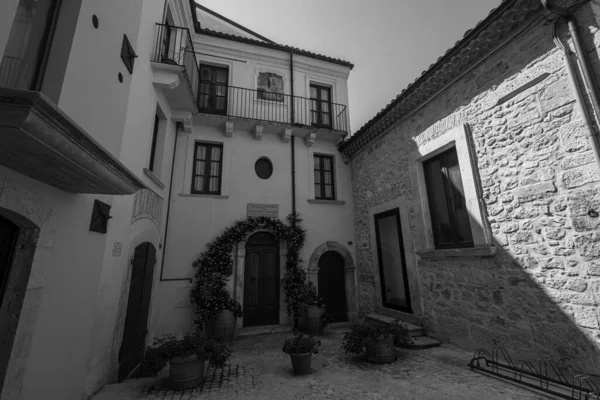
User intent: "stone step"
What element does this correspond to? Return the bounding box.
[235,324,291,338]
[365,313,424,337]
[401,335,441,350]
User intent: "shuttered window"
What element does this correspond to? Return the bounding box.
[191,143,223,194]
[423,147,473,249]
[314,154,335,200]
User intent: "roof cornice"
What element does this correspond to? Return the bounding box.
[338,0,559,158]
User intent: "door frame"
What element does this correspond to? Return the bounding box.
[368,196,421,317]
[374,208,412,313]
[243,236,280,327]
[233,230,288,329]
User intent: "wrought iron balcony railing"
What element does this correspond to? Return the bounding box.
[197,84,349,133]
[153,23,199,100]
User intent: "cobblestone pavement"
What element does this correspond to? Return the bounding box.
[95,327,554,400]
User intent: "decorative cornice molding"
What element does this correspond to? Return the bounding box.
[224,120,234,137]
[193,41,350,79]
[281,128,292,143]
[254,124,264,140]
[305,131,317,147]
[172,110,193,133]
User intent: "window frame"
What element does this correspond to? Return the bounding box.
[313,154,336,200]
[310,83,332,129]
[423,147,474,249]
[191,142,224,195]
[198,64,229,115]
[148,114,160,173]
[410,124,492,252]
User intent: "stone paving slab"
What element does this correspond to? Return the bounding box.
[95,327,556,400]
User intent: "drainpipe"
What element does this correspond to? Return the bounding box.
[542,0,600,171]
[160,122,192,283]
[290,51,297,220]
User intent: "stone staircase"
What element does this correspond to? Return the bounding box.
[365,313,441,350]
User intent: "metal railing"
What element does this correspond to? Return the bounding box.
[197,84,349,133]
[153,23,199,100]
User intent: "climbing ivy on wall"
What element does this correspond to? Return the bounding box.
[190,212,308,330]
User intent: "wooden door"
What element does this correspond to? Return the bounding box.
[318,251,347,322]
[244,233,279,327]
[118,242,156,382]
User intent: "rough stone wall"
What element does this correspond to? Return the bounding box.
[350,3,600,373]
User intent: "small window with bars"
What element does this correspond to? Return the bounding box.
[191,142,223,194]
[314,154,335,200]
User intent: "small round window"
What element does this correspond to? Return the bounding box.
[255,157,273,179]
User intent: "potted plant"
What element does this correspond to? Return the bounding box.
[341,318,412,364]
[300,282,327,335]
[151,332,232,390]
[282,334,321,375]
[191,271,243,341]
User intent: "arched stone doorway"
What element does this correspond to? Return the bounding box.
[118,242,156,381]
[309,241,359,322]
[233,229,287,329]
[318,251,347,322]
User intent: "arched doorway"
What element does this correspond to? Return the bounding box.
[318,251,348,322]
[243,232,279,327]
[118,242,156,381]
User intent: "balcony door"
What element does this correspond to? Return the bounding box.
[310,84,332,128]
[198,65,228,115]
[0,0,60,90]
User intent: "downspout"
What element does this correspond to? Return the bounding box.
[290,51,296,219]
[542,0,600,171]
[160,122,192,283]
[289,50,298,332]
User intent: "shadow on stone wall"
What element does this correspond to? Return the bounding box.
[352,1,600,377]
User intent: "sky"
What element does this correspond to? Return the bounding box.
[198,0,502,134]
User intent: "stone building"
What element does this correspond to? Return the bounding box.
[340,0,600,373]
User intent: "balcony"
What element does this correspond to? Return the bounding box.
[196,84,349,137]
[151,23,199,115]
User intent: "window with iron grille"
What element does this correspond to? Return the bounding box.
[314,154,335,200]
[310,84,332,128]
[423,147,473,249]
[191,143,223,194]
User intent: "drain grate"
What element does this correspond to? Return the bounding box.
[138,363,262,399]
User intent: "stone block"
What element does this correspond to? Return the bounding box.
[559,122,592,153]
[561,164,600,189]
[571,305,599,329]
[574,232,600,261]
[588,262,600,276]
[515,181,556,203]
[563,278,588,292]
[539,78,575,115]
[519,167,555,186]
[562,152,595,170]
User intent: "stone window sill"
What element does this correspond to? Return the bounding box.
[179,193,230,199]
[143,168,165,190]
[307,199,346,205]
[415,245,497,259]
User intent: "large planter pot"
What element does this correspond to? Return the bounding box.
[289,353,312,375]
[303,315,325,335]
[168,354,205,390]
[306,305,325,318]
[205,310,236,341]
[365,336,396,364]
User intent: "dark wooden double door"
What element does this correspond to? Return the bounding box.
[118,242,156,381]
[318,251,348,323]
[243,233,279,327]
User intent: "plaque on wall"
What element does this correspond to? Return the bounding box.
[247,203,279,218]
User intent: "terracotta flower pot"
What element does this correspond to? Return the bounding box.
[205,310,236,341]
[365,336,396,364]
[289,353,312,375]
[306,305,325,318]
[168,354,205,390]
